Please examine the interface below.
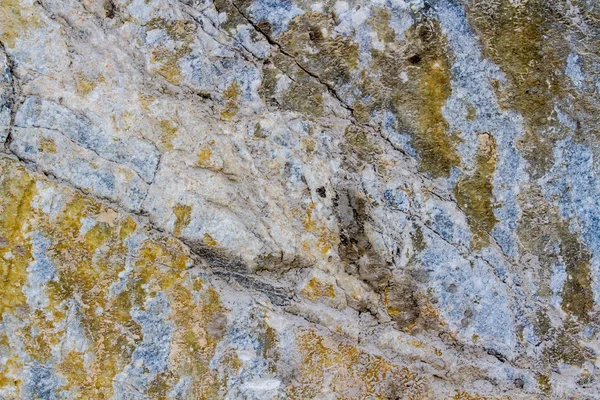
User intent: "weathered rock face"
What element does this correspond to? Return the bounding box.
[0,0,599,398]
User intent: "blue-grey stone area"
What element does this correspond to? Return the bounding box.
[15,97,160,183]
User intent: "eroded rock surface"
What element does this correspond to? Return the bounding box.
[1,0,600,398]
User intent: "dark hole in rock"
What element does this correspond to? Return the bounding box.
[407,54,421,64]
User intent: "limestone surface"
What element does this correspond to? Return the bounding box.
[1,0,600,398]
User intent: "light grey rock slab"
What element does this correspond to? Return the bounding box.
[15,97,160,183]
[10,127,149,211]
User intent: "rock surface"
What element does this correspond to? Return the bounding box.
[0,0,599,398]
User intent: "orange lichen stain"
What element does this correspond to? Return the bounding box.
[173,203,192,236]
[288,329,429,399]
[301,277,335,300]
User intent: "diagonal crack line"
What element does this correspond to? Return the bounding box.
[226,1,412,165]
[13,123,152,183]
[428,187,518,265]
[176,0,261,65]
[229,1,355,115]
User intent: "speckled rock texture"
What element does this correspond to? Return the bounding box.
[1,0,600,398]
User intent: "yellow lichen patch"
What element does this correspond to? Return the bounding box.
[151,47,183,84]
[0,356,21,394]
[258,11,360,119]
[302,203,318,233]
[173,203,192,237]
[223,81,240,100]
[301,277,335,300]
[203,232,218,247]
[220,82,240,120]
[420,302,444,325]
[57,350,87,391]
[258,50,326,118]
[0,160,37,317]
[158,119,178,150]
[466,103,477,121]
[383,281,420,332]
[453,133,498,250]
[559,232,595,323]
[301,137,316,153]
[288,329,428,399]
[74,71,105,95]
[362,18,459,177]
[139,93,155,110]
[146,19,196,85]
[536,374,552,394]
[132,246,227,397]
[465,0,570,178]
[259,317,280,373]
[0,156,233,397]
[39,137,57,154]
[280,13,359,87]
[301,203,339,257]
[352,100,370,124]
[43,200,136,397]
[518,186,595,323]
[451,390,511,400]
[316,231,336,255]
[343,124,382,166]
[0,0,41,48]
[282,79,324,119]
[369,7,397,45]
[83,221,112,251]
[118,216,137,240]
[197,146,212,166]
[196,141,224,172]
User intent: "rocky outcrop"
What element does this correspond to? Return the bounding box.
[0,0,599,398]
